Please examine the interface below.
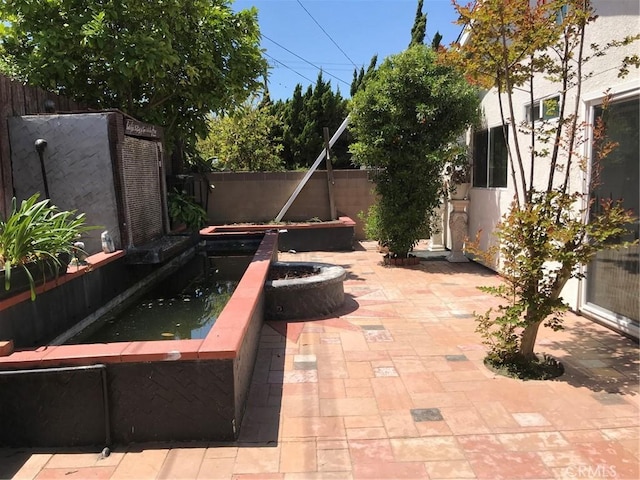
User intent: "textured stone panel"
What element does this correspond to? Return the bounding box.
[8,113,121,253]
[109,360,236,443]
[121,136,163,247]
[265,262,346,321]
[0,366,106,447]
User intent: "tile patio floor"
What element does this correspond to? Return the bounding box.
[1,241,638,480]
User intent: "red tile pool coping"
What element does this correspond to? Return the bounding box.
[0,232,277,370]
[201,216,355,234]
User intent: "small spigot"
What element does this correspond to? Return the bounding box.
[34,139,50,198]
[34,138,47,154]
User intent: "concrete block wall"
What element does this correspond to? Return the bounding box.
[205,170,376,239]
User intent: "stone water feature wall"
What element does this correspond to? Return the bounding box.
[0,74,90,218]
[8,112,166,254]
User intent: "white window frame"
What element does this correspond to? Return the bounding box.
[472,124,509,189]
[524,94,561,123]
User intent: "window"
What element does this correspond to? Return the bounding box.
[556,4,568,24]
[472,125,508,188]
[525,96,560,122]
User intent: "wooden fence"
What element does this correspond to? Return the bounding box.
[0,74,87,217]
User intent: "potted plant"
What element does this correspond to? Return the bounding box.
[167,189,208,232]
[0,194,93,300]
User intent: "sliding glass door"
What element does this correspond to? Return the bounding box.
[585,96,639,330]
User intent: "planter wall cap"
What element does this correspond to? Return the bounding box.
[0,340,14,357]
[265,262,346,290]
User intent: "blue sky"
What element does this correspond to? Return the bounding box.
[233,0,464,101]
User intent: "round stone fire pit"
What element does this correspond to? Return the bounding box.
[265,261,346,321]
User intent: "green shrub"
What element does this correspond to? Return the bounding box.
[349,45,479,257]
[167,190,208,230]
[0,194,94,300]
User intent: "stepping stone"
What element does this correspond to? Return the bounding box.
[373,366,399,377]
[411,408,443,422]
[294,354,317,370]
[445,354,468,362]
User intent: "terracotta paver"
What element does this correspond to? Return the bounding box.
[348,439,394,464]
[157,448,205,479]
[1,241,638,479]
[196,457,235,480]
[351,461,428,479]
[232,446,280,475]
[466,451,554,479]
[316,448,352,472]
[110,449,168,480]
[7,453,53,480]
[34,466,116,479]
[424,459,476,479]
[390,436,466,462]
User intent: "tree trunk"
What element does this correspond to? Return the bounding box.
[519,320,543,361]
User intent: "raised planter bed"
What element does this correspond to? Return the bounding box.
[203,216,355,252]
[0,254,69,301]
[265,261,346,321]
[383,255,421,266]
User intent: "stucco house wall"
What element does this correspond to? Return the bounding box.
[464,0,639,337]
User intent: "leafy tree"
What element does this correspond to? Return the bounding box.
[197,99,284,172]
[272,72,350,169]
[349,45,479,258]
[450,0,638,374]
[0,0,267,154]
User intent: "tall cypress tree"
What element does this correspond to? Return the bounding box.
[279,84,305,168]
[431,31,443,51]
[409,0,427,47]
[272,72,350,169]
[350,54,378,96]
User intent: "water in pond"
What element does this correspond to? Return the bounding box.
[66,255,250,344]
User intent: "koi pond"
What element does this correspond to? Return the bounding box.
[0,231,276,447]
[64,255,249,344]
